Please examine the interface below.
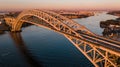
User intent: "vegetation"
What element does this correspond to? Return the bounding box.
[108,11,120,16]
[100,18,120,28]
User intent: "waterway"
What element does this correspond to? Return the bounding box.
[0,12,118,67]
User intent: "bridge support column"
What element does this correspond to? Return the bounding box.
[11,29,22,32]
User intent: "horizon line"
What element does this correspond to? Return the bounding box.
[0,8,120,12]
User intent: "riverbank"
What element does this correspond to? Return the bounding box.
[108,11,120,17]
[61,13,94,19]
[0,23,10,31]
[100,18,120,28]
[100,17,120,41]
[0,23,10,34]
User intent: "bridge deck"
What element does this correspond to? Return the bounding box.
[77,30,120,54]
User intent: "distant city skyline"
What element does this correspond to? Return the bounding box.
[0,0,120,11]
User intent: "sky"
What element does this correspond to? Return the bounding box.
[0,0,120,10]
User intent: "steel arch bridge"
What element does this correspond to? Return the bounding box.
[4,9,120,67]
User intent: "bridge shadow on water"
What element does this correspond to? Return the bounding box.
[9,32,43,67]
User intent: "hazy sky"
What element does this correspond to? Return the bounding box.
[0,0,120,10]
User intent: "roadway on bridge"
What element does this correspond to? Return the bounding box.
[76,30,120,53]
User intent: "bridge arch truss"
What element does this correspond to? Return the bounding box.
[4,9,120,67]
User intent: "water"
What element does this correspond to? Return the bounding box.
[74,12,118,35]
[0,12,118,67]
